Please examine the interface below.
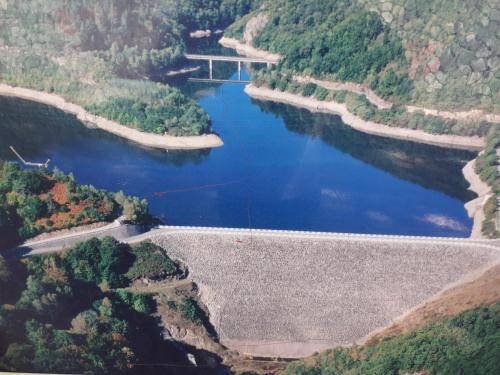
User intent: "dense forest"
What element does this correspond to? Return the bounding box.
[281,302,500,375]
[226,0,500,112]
[0,0,255,135]
[0,239,207,374]
[0,162,149,250]
[227,0,413,102]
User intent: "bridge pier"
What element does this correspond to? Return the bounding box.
[184,54,277,83]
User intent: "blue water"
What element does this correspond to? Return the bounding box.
[0,69,476,237]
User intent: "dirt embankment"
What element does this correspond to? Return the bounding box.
[219,37,281,64]
[407,105,500,125]
[245,84,490,238]
[220,37,500,124]
[300,76,500,125]
[462,156,492,239]
[244,84,485,151]
[0,83,224,150]
[294,75,393,110]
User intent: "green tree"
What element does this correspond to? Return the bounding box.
[16,195,44,223]
[0,255,11,285]
[132,294,154,314]
[180,297,201,323]
[11,170,45,195]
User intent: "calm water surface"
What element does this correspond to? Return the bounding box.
[0,68,476,236]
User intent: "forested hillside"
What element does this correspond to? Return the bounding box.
[227,0,500,113]
[0,161,149,250]
[0,0,254,135]
[0,239,203,374]
[281,302,500,375]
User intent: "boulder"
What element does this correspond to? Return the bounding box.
[381,2,393,12]
[444,22,455,34]
[475,46,492,58]
[466,33,476,43]
[471,58,487,72]
[393,5,405,20]
[487,56,500,70]
[427,56,441,73]
[468,71,482,84]
[382,12,393,23]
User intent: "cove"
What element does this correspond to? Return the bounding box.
[0,69,476,237]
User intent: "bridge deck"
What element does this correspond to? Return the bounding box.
[185,53,277,64]
[188,78,251,84]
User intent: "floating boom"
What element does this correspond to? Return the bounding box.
[9,146,50,168]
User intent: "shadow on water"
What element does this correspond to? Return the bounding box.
[0,96,211,167]
[253,99,477,203]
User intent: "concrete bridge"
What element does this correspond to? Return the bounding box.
[185,53,278,83]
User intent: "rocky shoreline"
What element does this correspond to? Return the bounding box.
[462,156,492,238]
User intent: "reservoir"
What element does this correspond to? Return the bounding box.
[0,42,477,237]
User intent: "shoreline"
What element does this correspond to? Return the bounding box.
[462,156,492,239]
[0,83,224,150]
[294,75,393,110]
[244,84,489,238]
[244,84,485,151]
[219,38,500,124]
[219,37,281,63]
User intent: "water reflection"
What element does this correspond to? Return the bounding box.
[0,96,211,166]
[254,100,476,202]
[0,69,476,236]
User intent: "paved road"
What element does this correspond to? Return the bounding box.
[130,225,500,248]
[7,221,145,258]
[10,225,500,258]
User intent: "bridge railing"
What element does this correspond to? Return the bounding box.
[185,53,277,82]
